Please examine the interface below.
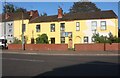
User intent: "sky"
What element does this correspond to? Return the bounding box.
[0,2,118,16]
[0,1,119,28]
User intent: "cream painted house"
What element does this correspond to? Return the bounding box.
[28,8,118,48]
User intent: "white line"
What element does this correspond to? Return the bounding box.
[1,52,120,56]
[1,58,45,62]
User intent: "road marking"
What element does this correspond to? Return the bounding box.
[1,58,45,62]
[1,52,120,56]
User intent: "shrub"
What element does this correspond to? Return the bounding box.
[92,33,120,43]
[36,34,49,44]
[12,37,22,44]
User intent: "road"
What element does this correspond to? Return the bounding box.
[1,53,120,77]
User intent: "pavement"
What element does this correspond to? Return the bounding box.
[1,49,120,56]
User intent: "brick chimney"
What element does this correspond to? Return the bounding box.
[58,8,63,18]
[5,13,10,19]
[30,10,34,16]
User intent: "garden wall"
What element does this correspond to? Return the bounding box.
[75,43,120,51]
[8,44,68,51]
[8,43,120,51]
[8,44,22,50]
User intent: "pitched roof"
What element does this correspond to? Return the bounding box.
[30,10,118,23]
[0,10,39,22]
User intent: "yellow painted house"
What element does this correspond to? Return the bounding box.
[27,8,118,48]
[2,8,118,48]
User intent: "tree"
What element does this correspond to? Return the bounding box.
[3,3,27,13]
[15,7,27,13]
[3,3,15,13]
[92,33,120,43]
[69,1,101,13]
[36,34,49,44]
[40,12,47,16]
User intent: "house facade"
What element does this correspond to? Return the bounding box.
[0,8,118,48]
[0,10,39,44]
[28,8,118,48]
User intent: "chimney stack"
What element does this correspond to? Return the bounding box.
[5,13,10,19]
[30,10,34,16]
[58,8,63,18]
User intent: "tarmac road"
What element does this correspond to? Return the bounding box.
[1,52,120,77]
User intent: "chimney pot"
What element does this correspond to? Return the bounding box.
[58,8,63,18]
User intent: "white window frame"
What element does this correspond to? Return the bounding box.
[91,21,97,31]
[101,21,106,30]
[76,22,80,31]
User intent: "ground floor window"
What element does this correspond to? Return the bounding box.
[51,38,55,44]
[61,37,65,43]
[84,36,88,43]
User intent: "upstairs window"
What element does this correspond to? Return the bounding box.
[36,25,40,32]
[76,22,80,31]
[101,21,106,30]
[50,24,55,32]
[60,23,65,31]
[91,21,97,31]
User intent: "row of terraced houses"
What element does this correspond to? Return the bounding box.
[0,8,118,48]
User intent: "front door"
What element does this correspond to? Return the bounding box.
[69,38,72,48]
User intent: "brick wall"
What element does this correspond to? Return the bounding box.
[75,43,120,51]
[25,44,68,51]
[8,44,68,51]
[106,43,120,51]
[75,43,104,51]
[8,44,22,50]
[8,43,120,51]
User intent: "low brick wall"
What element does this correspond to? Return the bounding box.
[8,44,22,50]
[75,43,120,51]
[75,43,104,51]
[25,44,68,51]
[106,43,120,51]
[8,43,120,51]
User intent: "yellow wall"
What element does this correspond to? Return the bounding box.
[14,19,29,42]
[14,18,118,48]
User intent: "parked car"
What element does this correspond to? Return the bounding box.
[0,37,8,49]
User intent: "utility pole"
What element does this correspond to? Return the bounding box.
[22,11,25,50]
[4,0,7,49]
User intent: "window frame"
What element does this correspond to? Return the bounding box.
[100,21,106,30]
[60,23,65,31]
[76,22,80,31]
[84,36,89,43]
[91,21,97,31]
[61,37,65,44]
[50,24,55,32]
[36,24,40,32]
[51,38,55,44]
